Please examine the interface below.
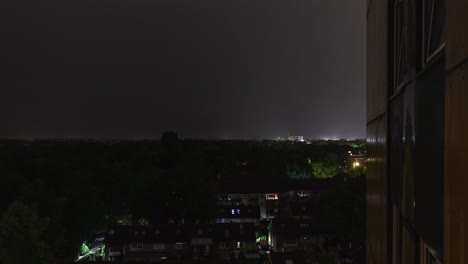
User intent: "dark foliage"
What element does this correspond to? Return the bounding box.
[0,137,364,262]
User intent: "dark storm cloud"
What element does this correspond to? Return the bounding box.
[0,0,366,139]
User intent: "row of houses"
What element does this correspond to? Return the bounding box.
[101,176,362,263]
[104,223,258,263]
[102,220,339,263]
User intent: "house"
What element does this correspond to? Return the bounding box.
[104,224,190,262]
[205,223,260,263]
[104,223,258,263]
[268,218,319,253]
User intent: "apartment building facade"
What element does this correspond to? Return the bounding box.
[367,0,468,263]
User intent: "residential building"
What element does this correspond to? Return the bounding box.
[268,219,318,253]
[215,205,261,224]
[366,0,468,263]
[104,224,191,262]
[216,177,337,219]
[104,223,257,263]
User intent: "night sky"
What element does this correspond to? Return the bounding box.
[1,0,366,140]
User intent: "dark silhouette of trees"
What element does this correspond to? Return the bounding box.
[0,201,53,264]
[0,138,365,261]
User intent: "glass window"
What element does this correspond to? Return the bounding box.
[401,113,415,223]
[420,242,442,264]
[394,0,410,88]
[401,226,416,264]
[423,0,445,63]
[392,206,401,264]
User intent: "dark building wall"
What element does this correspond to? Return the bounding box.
[414,57,445,254]
[367,0,468,263]
[386,0,446,260]
[368,0,450,263]
[367,0,388,123]
[366,0,389,263]
[444,0,468,262]
[366,116,388,264]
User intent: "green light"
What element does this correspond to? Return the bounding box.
[80,242,90,256]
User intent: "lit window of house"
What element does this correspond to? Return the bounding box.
[231,209,235,215]
[237,241,245,248]
[266,194,278,200]
[236,209,241,215]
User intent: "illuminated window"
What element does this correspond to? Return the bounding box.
[266,194,278,200]
[231,209,235,215]
[236,209,240,215]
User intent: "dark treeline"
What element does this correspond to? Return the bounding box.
[0,134,365,263]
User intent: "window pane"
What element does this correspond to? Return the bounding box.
[424,0,445,60]
[395,0,411,87]
[401,226,416,264]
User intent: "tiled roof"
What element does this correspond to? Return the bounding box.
[105,223,256,244]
